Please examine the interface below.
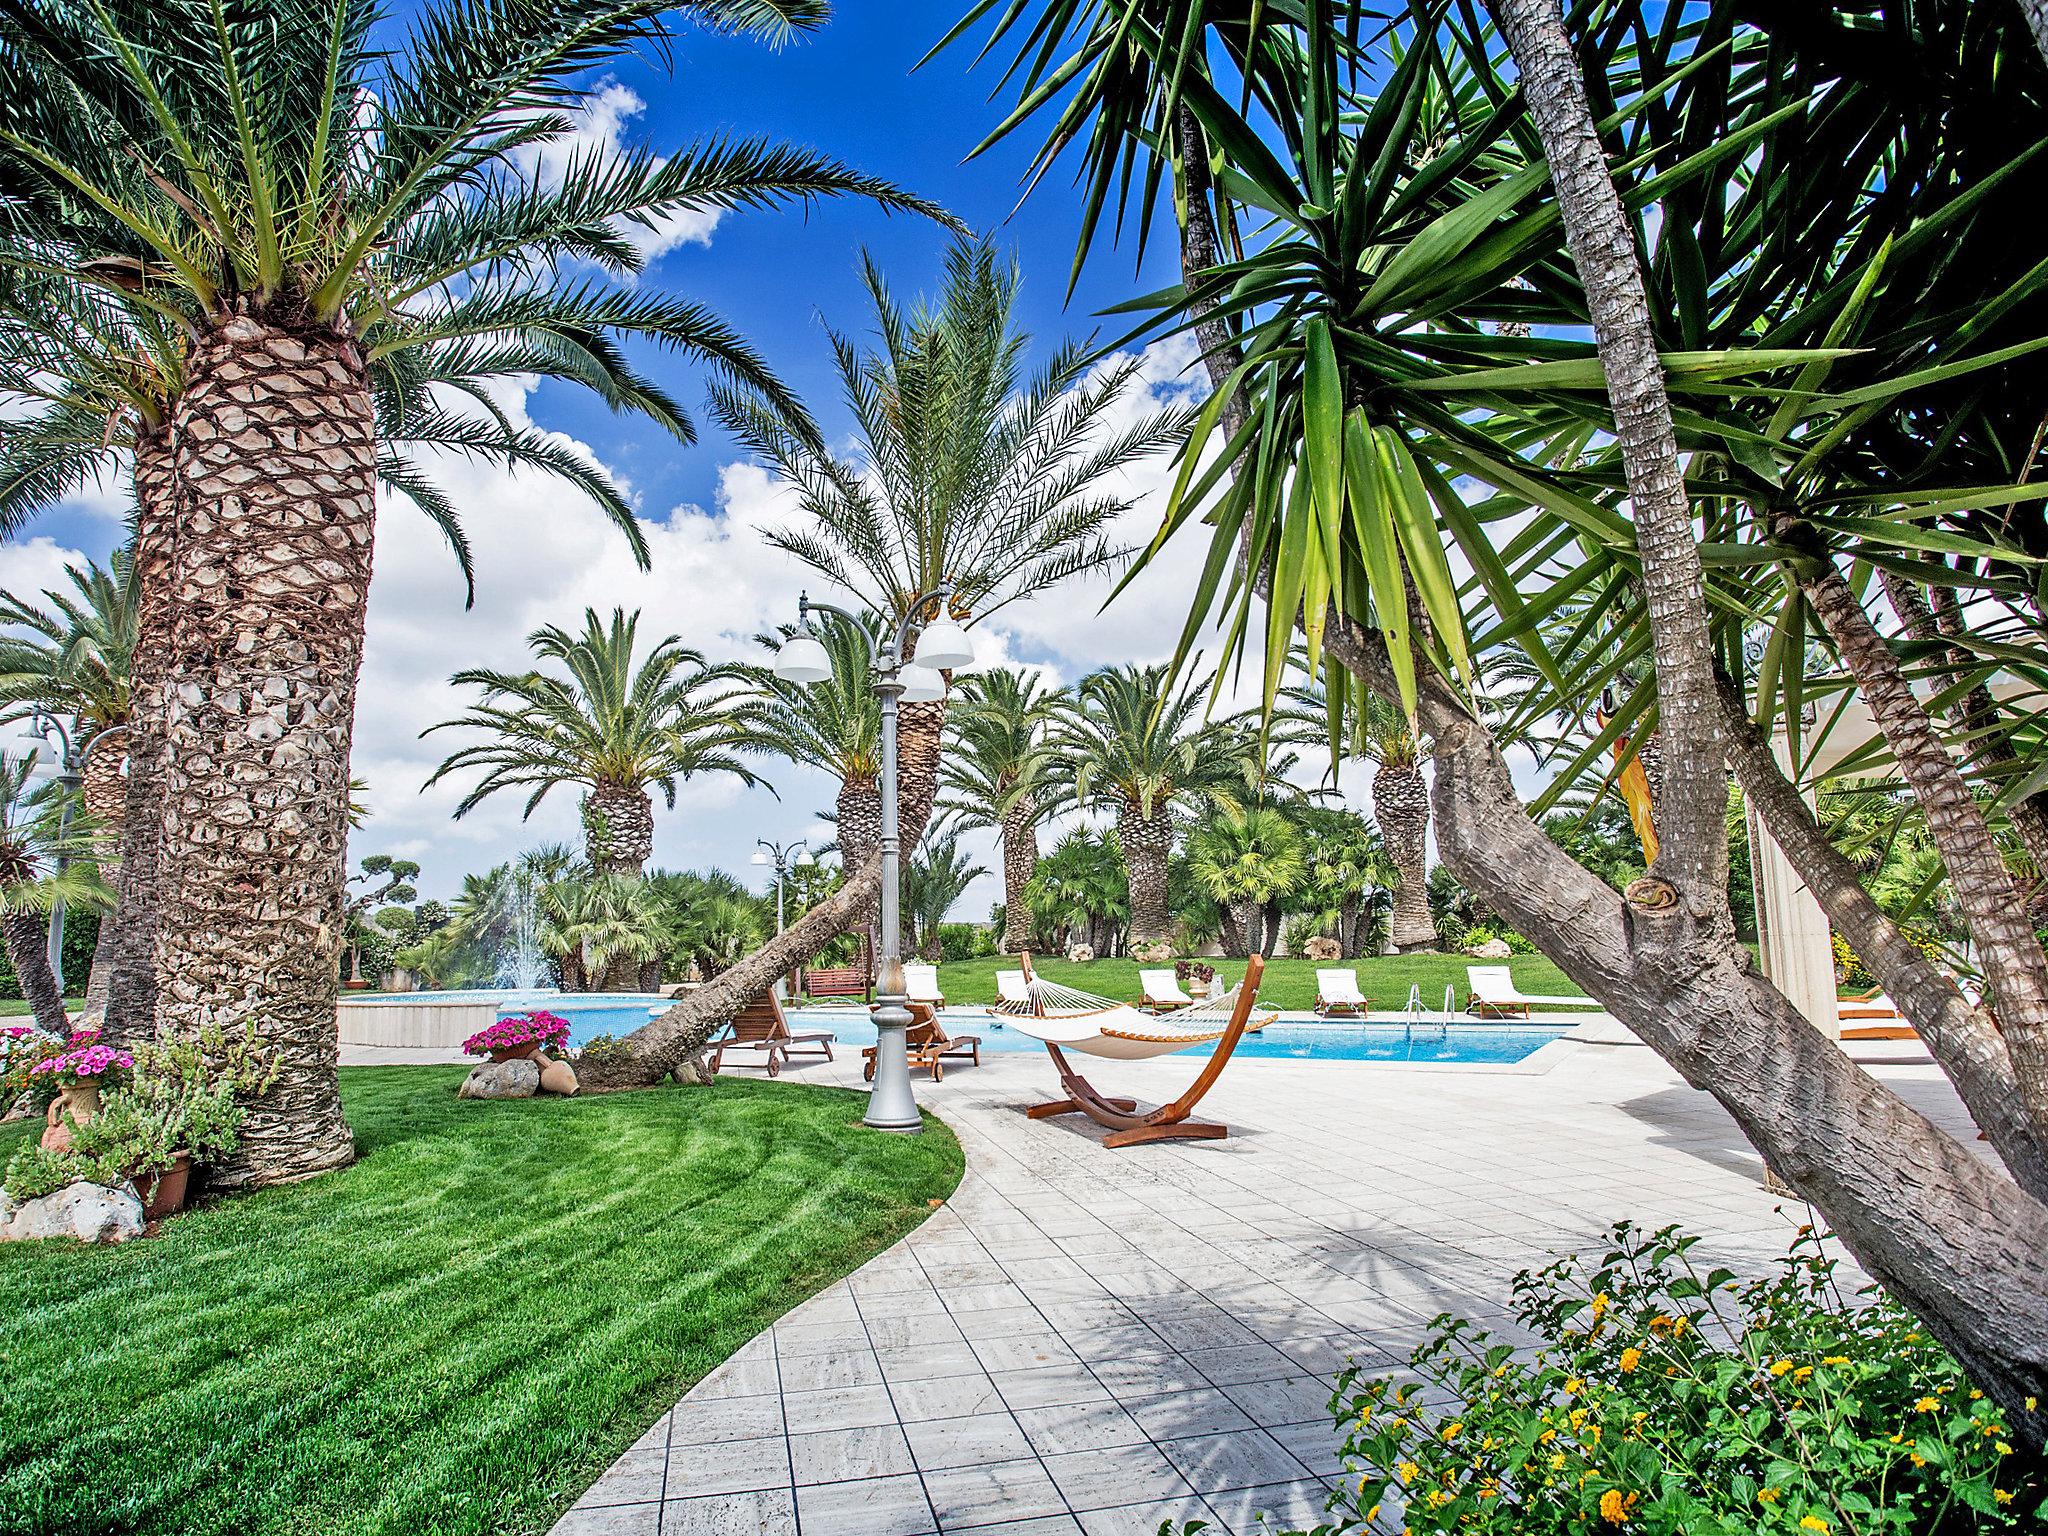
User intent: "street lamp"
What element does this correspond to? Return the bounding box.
[752,837,812,999]
[14,711,128,994]
[773,586,972,1132]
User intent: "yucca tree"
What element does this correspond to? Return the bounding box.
[1185,806,1306,958]
[0,0,945,1186]
[739,615,884,869]
[711,234,1190,852]
[1052,664,1255,943]
[938,668,1062,952]
[0,753,110,1033]
[428,609,763,877]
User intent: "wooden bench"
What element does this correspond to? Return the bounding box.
[801,965,871,1003]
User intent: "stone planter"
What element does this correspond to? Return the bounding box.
[131,1153,194,1223]
[41,1083,102,1151]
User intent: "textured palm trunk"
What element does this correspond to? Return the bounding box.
[4,914,68,1035]
[101,431,176,1048]
[895,695,948,850]
[1120,802,1175,942]
[153,312,369,1188]
[1374,761,1436,951]
[1260,898,1284,957]
[582,782,654,877]
[998,800,1038,953]
[76,724,128,1022]
[1221,899,1251,958]
[837,777,882,875]
[1339,893,1363,958]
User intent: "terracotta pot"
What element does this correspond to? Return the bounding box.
[488,1043,541,1063]
[132,1153,194,1223]
[40,1082,102,1150]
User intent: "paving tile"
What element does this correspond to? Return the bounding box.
[549,1503,660,1536]
[794,1472,937,1536]
[890,1371,1006,1422]
[573,1447,665,1508]
[789,1422,915,1485]
[692,1357,780,1400]
[1125,1387,1257,1440]
[1041,1443,1197,1511]
[969,1333,1082,1375]
[660,1436,787,1499]
[905,1411,1035,1471]
[774,1318,868,1357]
[1072,1496,1219,1536]
[922,1457,1068,1528]
[951,1519,1084,1536]
[868,1314,968,1352]
[1157,1428,1309,1492]
[1202,1476,1338,1534]
[782,1383,898,1434]
[878,1339,986,1382]
[1183,1343,1300,1387]
[990,1363,1114,1412]
[954,1305,1051,1340]
[777,1348,882,1393]
[1012,1400,1150,1458]
[1264,1418,1348,1478]
[658,1488,797,1536]
[1085,1354,1208,1397]
[671,1396,784,1446]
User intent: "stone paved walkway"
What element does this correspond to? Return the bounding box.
[546,1028,1973,1536]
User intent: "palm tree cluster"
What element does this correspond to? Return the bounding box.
[0,0,949,1183]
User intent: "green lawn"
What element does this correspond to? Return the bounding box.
[0,1067,962,1536]
[880,952,1589,1012]
[0,999,86,1019]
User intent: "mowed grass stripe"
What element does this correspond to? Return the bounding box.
[0,1068,962,1536]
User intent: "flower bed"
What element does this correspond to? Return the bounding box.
[462,1011,571,1058]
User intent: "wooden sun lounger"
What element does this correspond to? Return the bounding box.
[709,989,835,1077]
[863,1001,981,1081]
[904,963,946,1009]
[1314,968,1370,1017]
[1028,955,1268,1149]
[1838,986,1917,1041]
[1138,968,1193,1011]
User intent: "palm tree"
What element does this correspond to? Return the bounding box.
[1292,806,1392,960]
[0,755,110,1033]
[938,669,1062,952]
[540,871,668,993]
[0,0,944,1186]
[428,609,764,877]
[1023,826,1128,956]
[1185,806,1306,958]
[740,616,884,871]
[902,828,988,962]
[1053,664,1255,943]
[711,234,1191,853]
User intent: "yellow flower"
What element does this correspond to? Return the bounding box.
[1758,1489,1780,1506]
[1565,1377,1584,1395]
[1997,1442,2014,1456]
[1800,1517,1830,1533]
[1441,1421,1463,1441]
[1793,1365,1814,1383]
[1970,1389,1983,1400]
[1996,1490,2016,1506]
[1620,1348,1642,1373]
[1769,1359,1795,1378]
[1425,1489,1448,1509]
[1910,1454,1927,1469]
[1551,1453,1567,1470]
[2027,1396,2038,1411]
[1367,1505,1380,1521]
[1598,1488,1636,1524]
[1397,1461,1418,1485]
[1914,1396,1940,1413]
[1822,1356,1849,1367]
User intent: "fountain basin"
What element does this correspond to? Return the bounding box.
[337,989,557,1050]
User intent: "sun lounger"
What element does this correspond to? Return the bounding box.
[1465,965,1600,1019]
[1837,986,1917,1041]
[1139,968,1194,1011]
[708,989,835,1076]
[1315,968,1370,1017]
[996,970,1031,1006]
[864,1001,981,1081]
[903,963,946,1009]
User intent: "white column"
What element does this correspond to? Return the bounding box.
[1749,735,1840,1035]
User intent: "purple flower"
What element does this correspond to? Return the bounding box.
[462,1009,573,1056]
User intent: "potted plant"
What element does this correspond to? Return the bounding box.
[463,1010,571,1063]
[25,1029,133,1149]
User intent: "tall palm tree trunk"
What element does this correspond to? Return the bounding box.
[999,800,1038,952]
[100,432,175,1046]
[583,781,654,876]
[1120,802,1174,943]
[153,312,368,1188]
[4,914,68,1034]
[895,695,948,849]
[1374,761,1436,952]
[73,737,128,1022]
[837,778,882,873]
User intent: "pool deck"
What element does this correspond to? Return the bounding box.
[535,1025,1976,1536]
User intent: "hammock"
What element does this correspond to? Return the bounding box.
[1000,953,1277,1148]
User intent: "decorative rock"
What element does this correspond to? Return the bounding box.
[1467,937,1514,959]
[536,1054,579,1096]
[0,1181,145,1244]
[1065,943,1096,965]
[1302,935,1344,962]
[458,1059,540,1100]
[1129,940,1175,965]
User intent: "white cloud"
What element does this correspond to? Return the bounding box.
[0,536,96,612]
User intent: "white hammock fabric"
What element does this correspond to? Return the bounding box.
[992,973,1278,1060]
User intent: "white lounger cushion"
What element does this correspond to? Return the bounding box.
[1139,969,1191,1002]
[996,970,1030,1005]
[1467,965,1598,1007]
[903,964,943,1001]
[1316,969,1365,1002]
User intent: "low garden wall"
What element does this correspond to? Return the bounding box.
[336,997,498,1050]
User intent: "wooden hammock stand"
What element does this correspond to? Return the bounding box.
[1021,953,1267,1149]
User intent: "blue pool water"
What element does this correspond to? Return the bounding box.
[506,995,1567,1065]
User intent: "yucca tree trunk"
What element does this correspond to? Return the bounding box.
[1120,802,1174,943]
[1374,761,1436,951]
[153,311,369,1189]
[100,432,175,1047]
[999,800,1038,952]
[582,782,654,876]
[4,914,68,1035]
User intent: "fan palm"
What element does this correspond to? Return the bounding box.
[938,668,1063,952]
[711,234,1192,851]
[539,870,667,993]
[0,754,111,1033]
[902,828,987,962]
[1292,805,1392,959]
[1185,806,1306,958]
[1051,663,1256,942]
[0,0,945,1185]
[1023,825,1127,956]
[427,608,763,877]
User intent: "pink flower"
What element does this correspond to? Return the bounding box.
[462,1010,573,1056]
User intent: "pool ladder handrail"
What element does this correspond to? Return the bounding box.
[1402,983,1453,1043]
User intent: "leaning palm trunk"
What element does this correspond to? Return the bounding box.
[1120,802,1174,943]
[152,313,367,1188]
[577,854,883,1089]
[999,801,1038,953]
[100,433,176,1047]
[583,782,654,876]
[1374,761,1436,951]
[72,737,128,1023]
[4,914,68,1034]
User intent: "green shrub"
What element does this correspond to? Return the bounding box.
[938,923,996,962]
[1273,1223,2041,1535]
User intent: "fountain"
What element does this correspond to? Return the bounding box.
[492,870,549,994]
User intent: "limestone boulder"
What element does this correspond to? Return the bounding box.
[0,1181,145,1244]
[1466,937,1514,959]
[458,1059,540,1099]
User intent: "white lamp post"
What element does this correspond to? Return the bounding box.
[754,837,810,999]
[773,586,971,1132]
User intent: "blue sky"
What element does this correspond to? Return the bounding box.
[1,4,1375,911]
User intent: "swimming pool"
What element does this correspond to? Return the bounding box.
[506,995,1569,1065]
